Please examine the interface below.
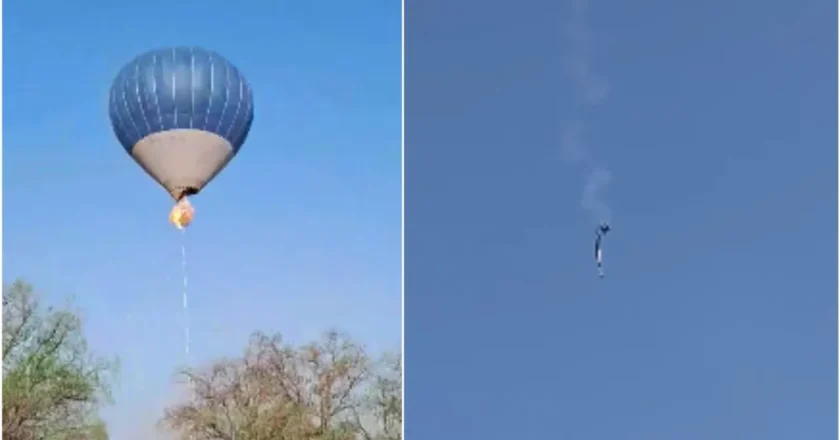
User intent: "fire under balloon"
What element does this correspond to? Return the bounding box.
[169,198,195,230]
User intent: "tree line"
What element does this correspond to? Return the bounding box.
[2,280,402,440]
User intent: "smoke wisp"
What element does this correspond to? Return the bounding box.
[559,0,613,224]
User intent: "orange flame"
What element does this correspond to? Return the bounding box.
[169,198,195,230]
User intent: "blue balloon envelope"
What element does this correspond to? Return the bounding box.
[109,47,254,201]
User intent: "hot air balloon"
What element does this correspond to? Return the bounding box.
[108,46,254,228]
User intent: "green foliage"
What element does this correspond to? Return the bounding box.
[2,280,118,440]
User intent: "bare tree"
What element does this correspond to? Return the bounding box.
[161,331,401,440]
[2,279,118,440]
[359,353,401,440]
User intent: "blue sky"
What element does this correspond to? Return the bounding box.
[406,0,836,438]
[4,1,401,437]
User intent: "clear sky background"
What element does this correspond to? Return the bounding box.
[4,1,401,438]
[406,0,836,438]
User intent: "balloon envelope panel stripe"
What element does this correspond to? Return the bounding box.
[109,47,254,154]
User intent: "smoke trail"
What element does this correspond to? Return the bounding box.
[582,167,612,222]
[181,229,190,356]
[560,0,612,224]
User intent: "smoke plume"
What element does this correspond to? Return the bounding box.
[559,0,612,224]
